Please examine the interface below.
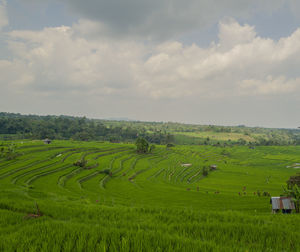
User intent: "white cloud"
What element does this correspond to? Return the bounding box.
[218,18,257,51]
[1,18,300,103]
[0,0,8,30]
[6,23,146,96]
[239,76,300,95]
[135,20,300,98]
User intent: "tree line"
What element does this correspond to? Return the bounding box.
[1,112,299,146]
[0,113,173,144]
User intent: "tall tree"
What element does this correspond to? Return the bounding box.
[135,137,149,153]
[283,173,300,213]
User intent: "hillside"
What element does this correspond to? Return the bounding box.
[0,140,299,251]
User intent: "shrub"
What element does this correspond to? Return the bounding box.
[166,143,175,148]
[73,158,87,168]
[102,169,111,175]
[202,166,209,177]
[1,144,20,160]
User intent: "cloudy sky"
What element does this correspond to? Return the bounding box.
[1,0,300,128]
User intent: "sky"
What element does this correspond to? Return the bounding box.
[0,0,300,128]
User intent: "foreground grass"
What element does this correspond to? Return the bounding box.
[1,194,299,252]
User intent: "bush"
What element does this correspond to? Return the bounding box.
[102,169,111,175]
[73,158,87,168]
[1,144,20,160]
[202,166,209,176]
[166,143,175,148]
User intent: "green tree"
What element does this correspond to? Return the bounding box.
[283,174,300,213]
[135,137,149,153]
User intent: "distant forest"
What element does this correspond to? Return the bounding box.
[0,112,300,146]
[0,112,173,144]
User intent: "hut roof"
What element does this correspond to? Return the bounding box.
[181,164,192,167]
[271,197,295,210]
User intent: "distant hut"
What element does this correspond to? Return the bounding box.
[43,138,51,144]
[210,164,217,171]
[181,164,192,167]
[270,197,295,214]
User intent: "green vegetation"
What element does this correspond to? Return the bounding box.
[135,137,149,153]
[103,119,300,146]
[1,112,300,146]
[284,173,300,213]
[0,140,300,251]
[0,112,170,144]
[0,143,19,160]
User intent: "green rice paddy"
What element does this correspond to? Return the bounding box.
[0,140,299,251]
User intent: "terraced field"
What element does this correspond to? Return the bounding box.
[174,131,256,142]
[0,140,299,251]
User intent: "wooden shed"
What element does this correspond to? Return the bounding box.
[270,197,295,214]
[210,165,217,171]
[43,138,51,144]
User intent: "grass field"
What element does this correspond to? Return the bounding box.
[174,131,256,142]
[173,130,294,146]
[0,140,299,251]
[173,132,258,145]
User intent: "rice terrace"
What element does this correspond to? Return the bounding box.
[0,117,300,251]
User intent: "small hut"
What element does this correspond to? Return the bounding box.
[181,163,192,167]
[43,138,51,144]
[210,164,217,171]
[270,197,295,214]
